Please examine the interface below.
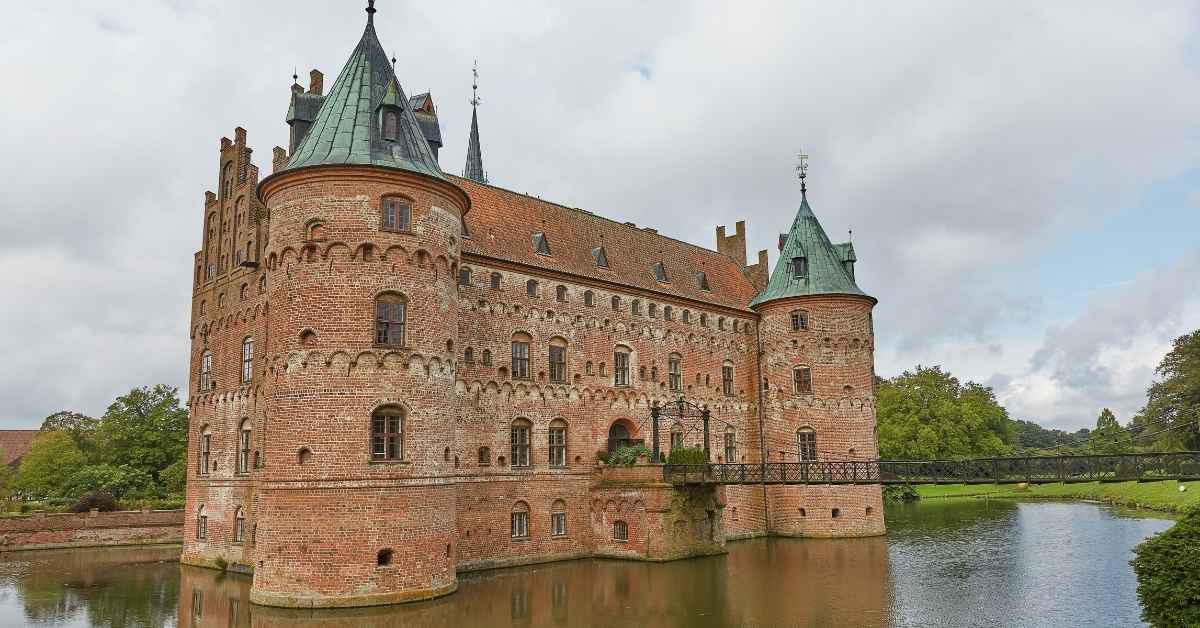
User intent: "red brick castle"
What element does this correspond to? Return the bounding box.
[183,2,883,608]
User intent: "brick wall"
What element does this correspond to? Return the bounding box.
[0,509,183,551]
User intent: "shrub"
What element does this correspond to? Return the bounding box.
[70,492,118,513]
[666,447,707,465]
[607,444,651,466]
[882,484,920,502]
[1132,508,1200,627]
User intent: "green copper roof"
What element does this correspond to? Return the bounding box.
[463,105,486,183]
[750,193,870,307]
[281,13,446,181]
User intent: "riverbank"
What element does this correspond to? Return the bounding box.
[913,480,1200,513]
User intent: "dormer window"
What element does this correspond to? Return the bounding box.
[593,247,609,268]
[533,232,551,256]
[696,271,710,291]
[653,262,668,283]
[791,256,808,280]
[381,108,400,142]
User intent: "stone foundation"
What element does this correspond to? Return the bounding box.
[0,509,183,551]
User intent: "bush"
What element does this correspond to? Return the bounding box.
[1132,509,1200,627]
[666,447,707,465]
[70,492,118,513]
[882,484,920,502]
[607,444,651,466]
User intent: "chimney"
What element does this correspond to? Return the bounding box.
[716,220,748,267]
[778,233,788,251]
[272,147,287,173]
[234,126,247,146]
[309,69,324,96]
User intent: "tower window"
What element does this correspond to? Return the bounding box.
[381,109,399,141]
[548,341,567,383]
[196,506,208,540]
[797,428,817,461]
[791,310,809,331]
[668,354,682,392]
[548,419,567,467]
[237,419,252,474]
[241,337,254,383]
[198,426,211,476]
[792,256,808,279]
[512,333,531,379]
[724,430,736,463]
[374,293,407,346]
[721,364,734,396]
[381,197,411,232]
[199,351,212,391]
[613,348,630,387]
[233,508,246,543]
[511,420,532,467]
[793,366,812,395]
[371,407,404,461]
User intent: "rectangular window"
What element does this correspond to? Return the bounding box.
[241,338,254,383]
[792,256,808,279]
[794,367,812,395]
[548,346,566,383]
[459,268,471,286]
[372,413,403,460]
[511,425,531,467]
[791,311,808,331]
[512,342,530,379]
[797,431,817,461]
[199,434,210,476]
[722,365,734,396]
[551,512,566,536]
[199,353,212,391]
[197,515,208,540]
[724,432,736,462]
[237,429,250,474]
[382,198,411,231]
[670,431,683,451]
[668,357,682,392]
[613,520,628,541]
[234,516,245,543]
[375,301,406,345]
[549,427,566,467]
[614,351,630,387]
[511,511,529,538]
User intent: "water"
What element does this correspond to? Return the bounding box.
[0,500,1173,627]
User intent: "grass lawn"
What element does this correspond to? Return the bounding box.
[913,480,1200,513]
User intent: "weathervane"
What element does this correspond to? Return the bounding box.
[796,151,809,195]
[470,60,481,107]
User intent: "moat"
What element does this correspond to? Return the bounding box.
[0,499,1172,627]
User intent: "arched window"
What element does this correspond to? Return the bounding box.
[733,320,740,333]
[793,366,812,395]
[459,266,472,286]
[241,337,254,383]
[199,351,212,391]
[482,349,493,366]
[613,346,631,387]
[700,313,708,327]
[478,446,491,466]
[632,299,642,315]
[548,419,567,467]
[375,292,406,346]
[511,332,531,379]
[464,347,474,362]
[584,290,594,307]
[718,316,726,331]
[371,406,404,461]
[550,499,567,536]
[381,197,411,231]
[198,425,211,476]
[664,305,673,321]
[682,309,690,323]
[526,279,539,298]
[613,520,629,541]
[233,507,245,543]
[490,272,502,289]
[724,429,736,462]
[670,423,684,451]
[556,285,568,302]
[237,419,251,474]
[790,310,809,331]
[611,295,621,311]
[511,502,530,538]
[668,354,682,392]
[548,337,567,383]
[196,506,208,540]
[797,428,817,461]
[511,418,532,467]
[239,283,248,300]
[258,274,266,294]
[648,303,657,318]
[721,362,734,396]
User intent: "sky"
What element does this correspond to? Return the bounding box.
[1,0,1199,431]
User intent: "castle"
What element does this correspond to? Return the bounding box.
[183,3,883,608]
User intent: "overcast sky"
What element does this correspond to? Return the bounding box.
[2,0,1198,431]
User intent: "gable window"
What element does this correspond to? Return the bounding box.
[548,419,567,467]
[724,430,736,463]
[375,293,407,346]
[233,507,245,544]
[721,363,734,396]
[511,419,532,467]
[593,246,609,268]
[199,351,212,391]
[551,500,567,536]
[793,366,812,395]
[584,290,594,307]
[613,520,629,541]
[548,339,567,383]
[613,348,631,387]
[791,310,809,331]
[459,267,472,286]
[241,337,254,383]
[371,406,404,461]
[791,256,808,279]
[797,428,817,461]
[653,261,668,283]
[512,333,531,379]
[532,232,551,256]
[556,285,568,302]
[696,271,711,290]
[381,109,399,141]
[196,506,208,540]
[381,197,411,232]
[237,419,251,474]
[511,502,530,538]
[198,426,211,476]
[668,354,682,392]
[526,279,539,298]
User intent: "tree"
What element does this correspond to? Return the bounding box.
[12,431,87,499]
[38,410,98,451]
[1135,329,1200,450]
[93,386,188,486]
[876,365,1015,460]
[1089,408,1130,454]
[1132,508,1200,627]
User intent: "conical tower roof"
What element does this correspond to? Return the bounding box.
[463,105,486,183]
[281,5,446,182]
[750,192,870,307]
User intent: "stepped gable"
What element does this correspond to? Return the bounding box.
[452,175,758,311]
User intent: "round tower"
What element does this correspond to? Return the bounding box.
[751,185,885,538]
[248,6,470,607]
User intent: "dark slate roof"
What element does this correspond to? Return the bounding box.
[280,14,446,181]
[453,176,758,310]
[750,193,870,307]
[463,105,486,183]
[408,92,442,148]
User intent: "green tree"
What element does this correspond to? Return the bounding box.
[12,431,87,498]
[93,385,188,487]
[38,410,98,452]
[876,365,1015,460]
[1135,329,1200,450]
[1132,508,1200,627]
[1089,408,1130,454]
[61,464,154,500]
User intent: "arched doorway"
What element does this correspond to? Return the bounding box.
[607,420,639,453]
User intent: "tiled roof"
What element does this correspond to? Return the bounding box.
[0,430,38,467]
[750,193,870,307]
[454,176,758,311]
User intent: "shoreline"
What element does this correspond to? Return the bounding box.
[909,480,1199,514]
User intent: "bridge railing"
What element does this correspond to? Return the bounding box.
[663,452,1200,485]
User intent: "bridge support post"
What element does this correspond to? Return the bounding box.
[701,407,711,462]
[651,403,661,463]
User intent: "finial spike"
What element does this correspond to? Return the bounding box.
[796,150,809,196]
[292,67,298,83]
[391,52,396,68]
[470,60,480,107]
[366,0,376,23]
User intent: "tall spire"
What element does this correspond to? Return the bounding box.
[463,60,487,184]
